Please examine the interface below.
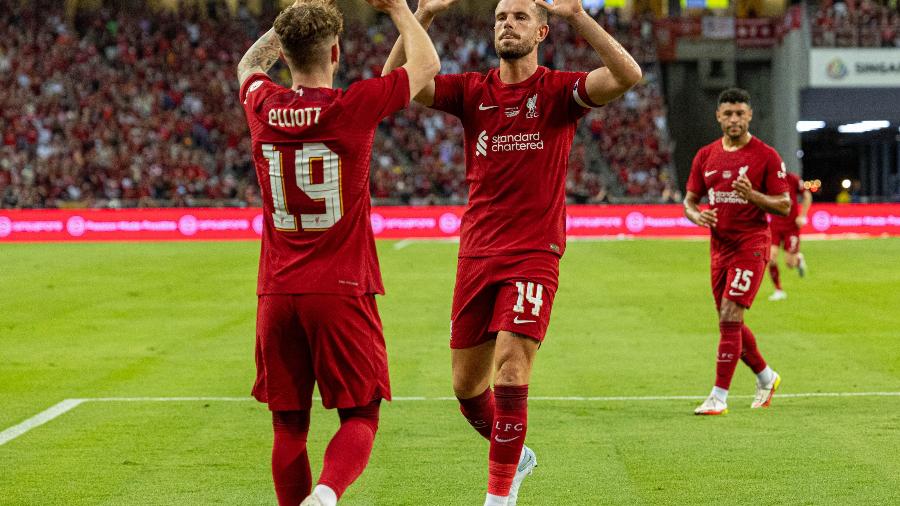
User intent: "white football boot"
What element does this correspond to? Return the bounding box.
[507,445,537,506]
[752,371,782,408]
[694,394,728,415]
[768,290,787,301]
[299,495,325,506]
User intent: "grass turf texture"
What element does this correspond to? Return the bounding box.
[1,238,898,505]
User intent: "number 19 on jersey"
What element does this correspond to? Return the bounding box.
[261,143,343,232]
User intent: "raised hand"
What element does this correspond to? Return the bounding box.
[364,0,405,14]
[732,174,753,201]
[417,0,457,16]
[534,0,585,20]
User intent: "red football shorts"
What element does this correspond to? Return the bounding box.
[450,252,559,349]
[711,247,769,310]
[770,226,801,254]
[252,294,391,411]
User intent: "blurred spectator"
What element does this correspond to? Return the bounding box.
[812,0,900,47]
[0,1,675,208]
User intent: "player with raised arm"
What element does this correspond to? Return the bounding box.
[383,0,641,504]
[684,88,790,416]
[237,1,438,504]
[768,170,812,301]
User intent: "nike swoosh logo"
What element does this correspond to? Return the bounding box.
[728,290,745,296]
[479,104,499,110]
[494,435,520,443]
[513,316,536,324]
[705,170,717,177]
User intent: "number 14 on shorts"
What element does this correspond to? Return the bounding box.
[513,282,544,316]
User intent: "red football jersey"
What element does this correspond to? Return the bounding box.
[686,136,790,257]
[240,69,410,295]
[431,67,598,258]
[770,171,805,229]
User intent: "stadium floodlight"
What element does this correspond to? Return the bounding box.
[796,121,826,133]
[837,121,890,133]
[842,179,852,189]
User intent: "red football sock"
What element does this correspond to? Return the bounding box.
[488,385,528,497]
[318,401,380,499]
[271,410,312,506]
[740,323,768,374]
[458,387,495,440]
[769,263,782,290]
[715,322,743,390]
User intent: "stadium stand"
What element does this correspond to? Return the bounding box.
[811,0,900,47]
[0,0,677,208]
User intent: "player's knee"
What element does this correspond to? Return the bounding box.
[337,400,380,434]
[494,356,529,386]
[454,375,487,399]
[718,301,744,323]
[272,410,310,434]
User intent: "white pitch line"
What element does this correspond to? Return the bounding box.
[0,399,85,446]
[3,392,898,446]
[392,239,414,250]
[88,396,252,402]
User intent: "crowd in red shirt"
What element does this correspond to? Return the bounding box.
[812,0,900,47]
[0,1,676,208]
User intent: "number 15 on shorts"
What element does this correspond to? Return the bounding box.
[513,282,544,316]
[730,268,753,293]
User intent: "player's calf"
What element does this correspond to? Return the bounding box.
[459,387,495,440]
[487,385,529,502]
[315,401,381,505]
[272,410,312,506]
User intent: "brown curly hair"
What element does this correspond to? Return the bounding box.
[274,1,344,71]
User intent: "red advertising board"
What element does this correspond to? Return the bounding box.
[1,205,899,242]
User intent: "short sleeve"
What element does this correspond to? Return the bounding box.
[341,68,411,124]
[686,148,708,195]
[431,73,468,117]
[240,73,278,112]
[765,149,790,196]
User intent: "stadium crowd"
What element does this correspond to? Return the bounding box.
[811,0,900,47]
[0,0,676,209]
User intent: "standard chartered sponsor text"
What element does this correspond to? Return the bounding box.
[712,191,748,205]
[491,132,544,152]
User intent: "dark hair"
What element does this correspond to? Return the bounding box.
[274,0,344,71]
[495,0,548,24]
[718,88,751,107]
[533,3,549,24]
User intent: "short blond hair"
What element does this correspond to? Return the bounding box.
[274,1,344,70]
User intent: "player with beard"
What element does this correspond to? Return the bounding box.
[383,0,642,504]
[684,88,790,416]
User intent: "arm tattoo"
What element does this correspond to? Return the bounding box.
[238,29,281,78]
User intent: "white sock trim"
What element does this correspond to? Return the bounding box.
[757,366,775,386]
[314,484,338,506]
[711,386,729,402]
[485,493,509,506]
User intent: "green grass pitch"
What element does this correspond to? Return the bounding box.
[1,238,899,505]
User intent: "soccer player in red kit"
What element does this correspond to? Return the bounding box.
[237,0,438,504]
[383,0,641,503]
[768,171,812,301]
[684,88,791,416]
